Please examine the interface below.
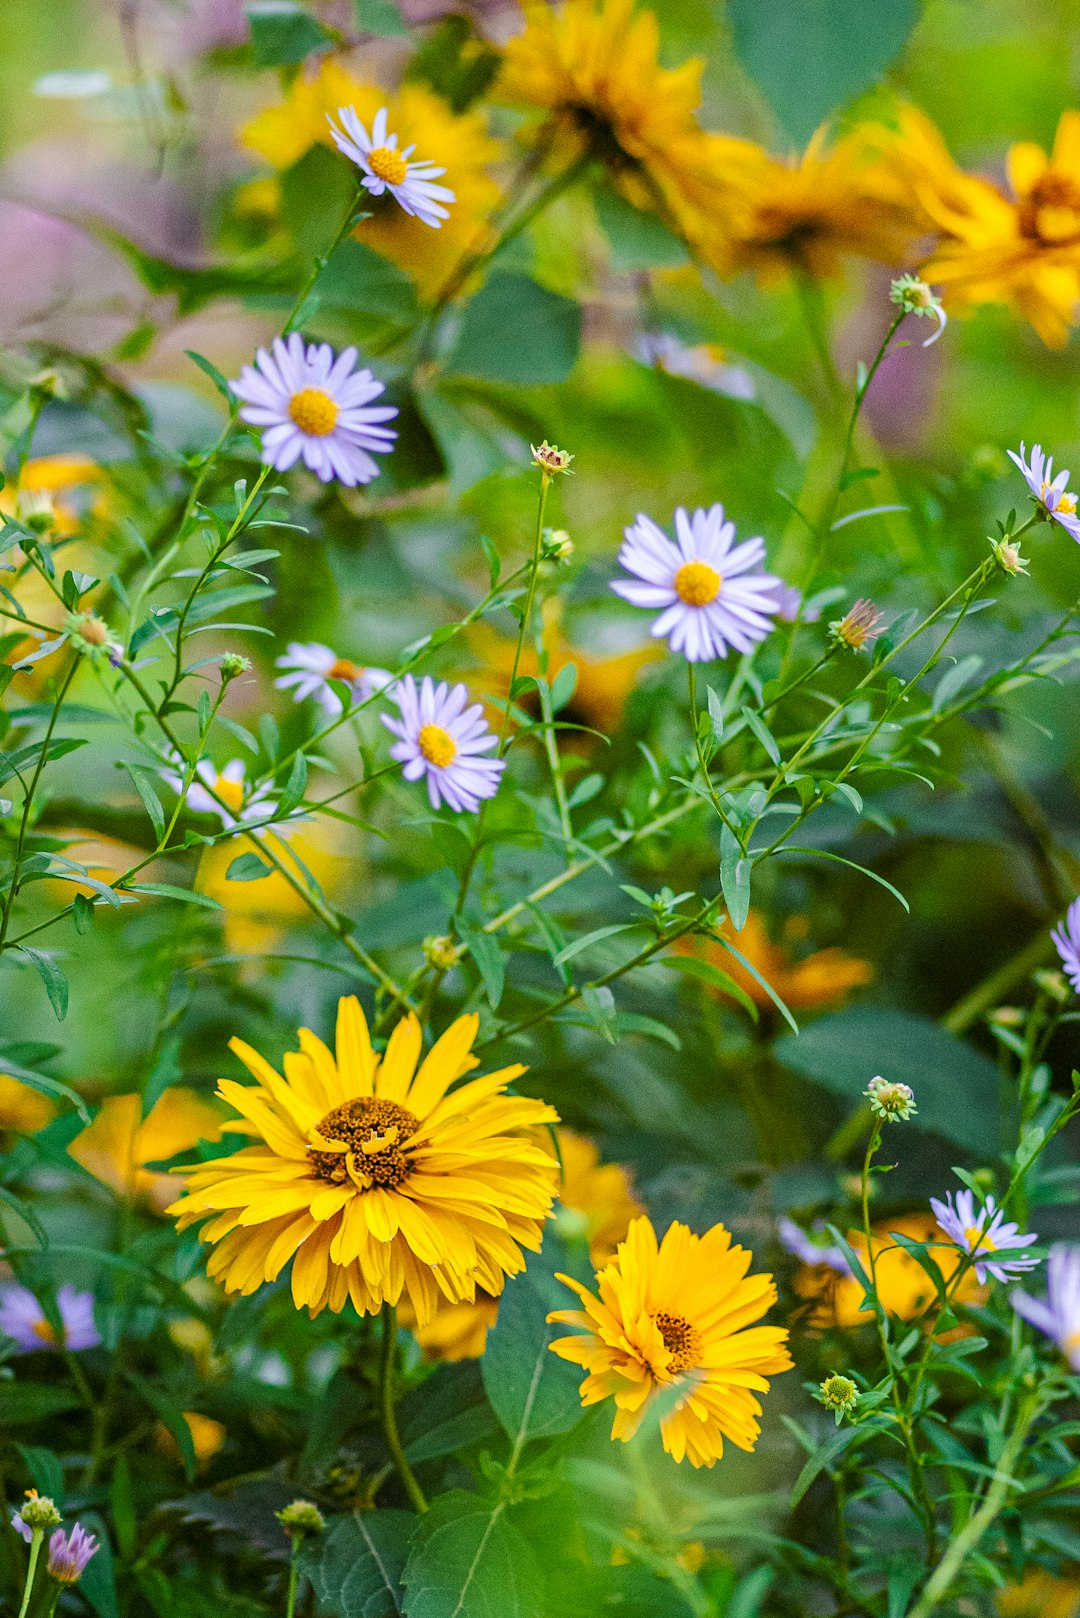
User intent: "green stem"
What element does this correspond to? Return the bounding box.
[17,1530,43,1618]
[378,1305,428,1513]
[285,1544,301,1618]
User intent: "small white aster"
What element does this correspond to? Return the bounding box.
[161,754,280,831]
[1012,1244,1080,1371]
[1051,896,1080,993]
[1008,442,1080,542]
[229,335,398,486]
[930,1189,1040,1285]
[275,642,393,717]
[611,503,783,663]
[327,105,455,229]
[382,675,504,814]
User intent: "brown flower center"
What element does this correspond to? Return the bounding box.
[368,146,409,187]
[308,1097,420,1190]
[1019,172,1080,243]
[654,1310,702,1374]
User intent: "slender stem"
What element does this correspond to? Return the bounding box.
[17,1531,43,1618]
[0,656,80,956]
[378,1305,428,1513]
[285,1545,301,1618]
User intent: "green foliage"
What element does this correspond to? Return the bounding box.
[448,275,583,386]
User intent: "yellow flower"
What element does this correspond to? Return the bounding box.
[0,1076,55,1135]
[794,1211,984,1329]
[154,1410,227,1472]
[892,105,1080,347]
[196,821,351,961]
[998,1570,1080,1618]
[0,456,103,539]
[405,1127,640,1360]
[497,0,717,226]
[68,1089,224,1213]
[241,61,503,299]
[675,912,873,1016]
[167,999,560,1324]
[470,600,662,738]
[549,1215,792,1467]
[690,123,925,284]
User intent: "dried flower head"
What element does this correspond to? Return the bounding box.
[65,611,122,665]
[531,441,574,476]
[276,1500,326,1540]
[865,1075,917,1122]
[889,274,947,345]
[816,1373,860,1422]
[830,599,885,652]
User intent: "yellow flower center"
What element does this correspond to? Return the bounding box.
[328,658,363,683]
[674,561,722,607]
[214,774,245,812]
[367,146,409,187]
[288,388,339,437]
[654,1310,702,1375]
[31,1318,59,1346]
[1040,480,1077,515]
[308,1097,421,1190]
[417,724,457,768]
[1064,1329,1080,1357]
[963,1226,997,1254]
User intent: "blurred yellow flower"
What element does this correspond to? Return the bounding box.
[690,124,925,284]
[0,458,105,672]
[470,601,662,738]
[0,456,103,539]
[400,1290,500,1361]
[497,0,719,228]
[154,1410,227,1472]
[241,61,503,298]
[68,1089,224,1213]
[794,1211,984,1329]
[196,820,352,960]
[998,1570,1080,1618]
[0,1076,55,1135]
[550,1215,792,1467]
[892,105,1080,347]
[675,911,873,1016]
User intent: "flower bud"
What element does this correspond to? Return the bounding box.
[530,441,574,477]
[276,1500,326,1540]
[65,611,122,665]
[15,1491,62,1535]
[1034,968,1070,1004]
[541,528,574,563]
[16,489,56,534]
[816,1373,860,1422]
[989,1005,1024,1028]
[864,1074,917,1122]
[889,275,947,345]
[423,935,462,972]
[219,653,251,682]
[989,537,1029,577]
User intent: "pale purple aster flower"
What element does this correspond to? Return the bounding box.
[930,1190,1040,1284]
[1008,443,1080,543]
[1051,897,1080,993]
[327,106,455,228]
[274,642,393,718]
[611,504,782,663]
[47,1523,98,1585]
[160,754,280,831]
[636,333,756,400]
[0,1285,100,1353]
[1012,1245,1080,1371]
[382,676,504,813]
[778,1217,851,1276]
[230,336,398,486]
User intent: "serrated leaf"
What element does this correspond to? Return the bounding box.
[308,1511,411,1618]
[482,1241,587,1444]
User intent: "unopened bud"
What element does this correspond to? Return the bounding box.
[989,1005,1024,1028]
[541,528,574,563]
[990,537,1029,577]
[219,653,251,682]
[1034,968,1070,1004]
[276,1500,325,1540]
[423,935,462,972]
[17,1491,62,1533]
[889,275,947,346]
[865,1074,917,1122]
[816,1374,860,1422]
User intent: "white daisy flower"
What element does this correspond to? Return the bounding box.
[1008,442,1080,542]
[161,754,280,831]
[1012,1244,1080,1371]
[326,105,455,229]
[381,675,504,814]
[611,503,783,663]
[930,1189,1040,1285]
[229,336,398,486]
[275,642,394,717]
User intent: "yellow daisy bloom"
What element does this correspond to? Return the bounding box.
[0,1075,56,1136]
[690,123,925,284]
[167,999,560,1324]
[998,1570,1080,1618]
[69,1089,224,1213]
[549,1215,792,1467]
[496,0,719,227]
[794,1211,984,1330]
[891,105,1080,347]
[241,60,503,299]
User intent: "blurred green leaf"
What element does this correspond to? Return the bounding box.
[0,1385,80,1424]
[594,188,690,271]
[246,2,332,68]
[354,0,408,37]
[729,0,919,144]
[447,274,582,386]
[14,945,68,1021]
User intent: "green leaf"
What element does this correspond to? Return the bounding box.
[728,0,918,143]
[552,922,639,967]
[246,1,332,68]
[315,238,421,328]
[779,847,909,912]
[401,1492,545,1618]
[594,186,689,271]
[776,1009,1003,1154]
[549,661,578,715]
[226,852,273,882]
[400,1362,500,1464]
[740,704,781,766]
[457,923,505,1010]
[308,1510,412,1618]
[123,761,166,842]
[789,1423,863,1507]
[354,0,408,36]
[17,1444,64,1502]
[482,1242,587,1444]
[719,828,752,933]
[184,349,233,403]
[124,1374,197,1480]
[125,883,223,909]
[14,945,68,1021]
[0,1058,90,1121]
[661,954,759,1022]
[77,1512,119,1618]
[447,274,582,386]
[0,1184,49,1248]
[280,752,308,815]
[0,1384,80,1424]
